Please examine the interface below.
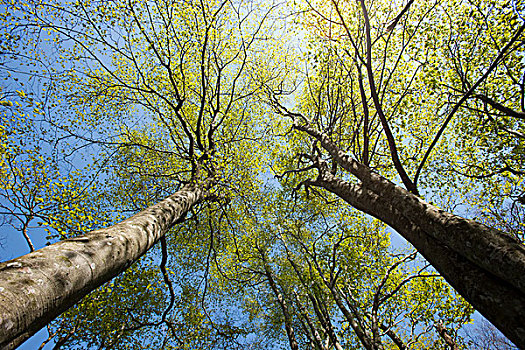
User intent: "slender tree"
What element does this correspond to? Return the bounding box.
[204,189,473,349]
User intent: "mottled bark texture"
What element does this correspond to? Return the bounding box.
[295,122,525,348]
[0,185,203,349]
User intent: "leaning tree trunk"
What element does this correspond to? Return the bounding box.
[0,185,204,349]
[295,122,525,348]
[314,171,525,348]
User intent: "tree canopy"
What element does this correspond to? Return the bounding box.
[0,0,524,348]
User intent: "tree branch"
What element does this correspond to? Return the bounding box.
[414,23,525,186]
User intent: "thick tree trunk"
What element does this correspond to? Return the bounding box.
[0,185,204,349]
[293,123,525,348]
[313,171,525,348]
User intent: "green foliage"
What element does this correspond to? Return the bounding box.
[284,0,525,241]
[0,0,520,348]
[177,187,474,349]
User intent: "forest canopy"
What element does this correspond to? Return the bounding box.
[0,0,524,349]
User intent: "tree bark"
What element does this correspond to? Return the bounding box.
[434,321,459,350]
[0,185,204,349]
[380,324,406,350]
[312,170,525,348]
[294,121,525,347]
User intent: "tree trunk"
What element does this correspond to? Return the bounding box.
[313,170,525,348]
[434,321,459,350]
[0,185,204,349]
[260,250,299,350]
[288,255,374,350]
[294,122,525,348]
